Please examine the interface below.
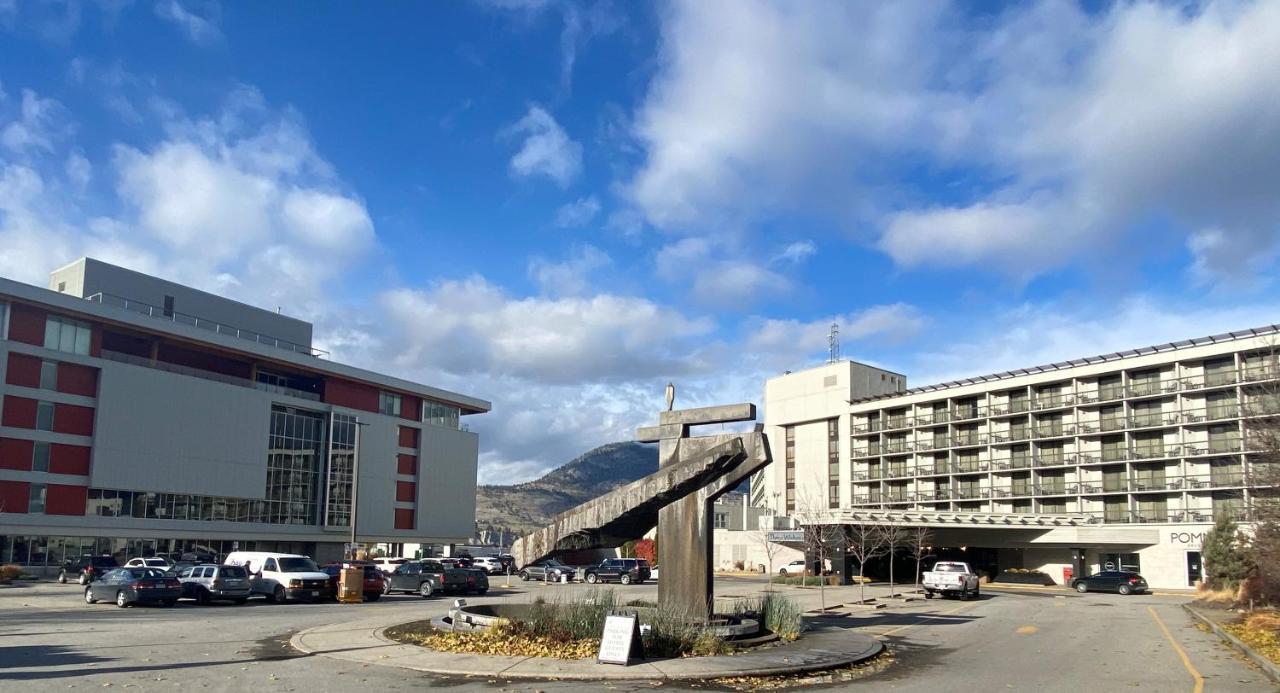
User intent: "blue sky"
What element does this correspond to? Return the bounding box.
[2,0,1279,483]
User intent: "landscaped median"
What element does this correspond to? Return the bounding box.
[1183,603,1280,683]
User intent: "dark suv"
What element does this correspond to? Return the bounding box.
[59,555,119,585]
[584,558,651,585]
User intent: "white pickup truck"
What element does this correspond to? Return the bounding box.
[922,561,980,600]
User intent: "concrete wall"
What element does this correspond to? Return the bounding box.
[352,411,400,536]
[51,258,313,348]
[712,529,803,573]
[418,425,479,541]
[92,360,271,498]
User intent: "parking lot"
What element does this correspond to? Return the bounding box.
[0,577,1272,692]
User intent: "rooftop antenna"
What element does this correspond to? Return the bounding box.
[828,322,840,363]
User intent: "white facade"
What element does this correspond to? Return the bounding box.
[759,326,1279,590]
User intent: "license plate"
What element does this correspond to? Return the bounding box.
[309,590,318,597]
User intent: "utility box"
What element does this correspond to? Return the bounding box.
[339,567,364,603]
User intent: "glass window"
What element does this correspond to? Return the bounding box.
[32,442,50,472]
[44,316,92,355]
[423,401,460,428]
[36,401,55,431]
[29,483,46,514]
[379,391,402,417]
[40,361,57,390]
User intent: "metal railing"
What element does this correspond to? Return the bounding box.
[86,292,328,358]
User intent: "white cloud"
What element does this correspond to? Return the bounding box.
[1,88,68,154]
[553,195,601,227]
[775,240,815,264]
[154,0,223,45]
[655,236,792,307]
[64,151,91,188]
[747,303,928,370]
[528,245,611,296]
[506,105,582,187]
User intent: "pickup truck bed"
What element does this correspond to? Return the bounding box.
[922,561,980,600]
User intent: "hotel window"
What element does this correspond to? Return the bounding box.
[1040,500,1067,514]
[1038,441,1064,465]
[36,401,54,431]
[714,513,727,529]
[1101,435,1126,462]
[1104,497,1129,523]
[29,483,47,514]
[1133,463,1166,489]
[43,315,91,355]
[1207,391,1237,420]
[1098,374,1123,401]
[379,391,402,417]
[1100,405,1124,431]
[1133,432,1164,459]
[1130,369,1161,396]
[32,442,50,472]
[827,419,840,509]
[1011,444,1030,468]
[423,401,460,428]
[1204,357,1236,387]
[1136,497,1167,523]
[39,360,57,390]
[1009,390,1029,413]
[1208,424,1241,453]
[1102,465,1127,492]
[784,426,796,513]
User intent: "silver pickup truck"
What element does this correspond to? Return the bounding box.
[922,561,980,600]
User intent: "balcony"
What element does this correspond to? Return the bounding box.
[1033,425,1075,439]
[1126,382,1165,398]
[1129,413,1178,428]
[1130,445,1179,460]
[954,461,989,474]
[953,487,987,500]
[1131,477,1183,491]
[1033,455,1068,468]
[1205,371,1240,387]
[922,465,950,476]
[1100,449,1130,462]
[1035,484,1074,496]
[951,434,986,448]
[1032,395,1074,410]
[883,441,912,454]
[951,407,986,422]
[1241,364,1280,383]
[883,418,911,432]
[1100,418,1127,433]
[884,466,913,479]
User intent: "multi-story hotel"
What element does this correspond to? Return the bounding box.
[0,258,489,572]
[758,325,1278,590]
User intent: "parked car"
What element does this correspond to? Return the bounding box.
[382,559,489,597]
[778,559,808,576]
[923,561,981,600]
[497,554,516,574]
[519,558,574,582]
[320,563,385,601]
[84,567,182,608]
[125,557,176,572]
[584,558,651,585]
[470,557,504,575]
[441,557,474,569]
[223,551,331,602]
[371,557,409,575]
[1071,571,1149,595]
[59,555,119,585]
[176,564,251,604]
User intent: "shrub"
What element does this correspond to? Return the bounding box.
[1203,515,1254,590]
[770,575,840,586]
[1195,581,1237,606]
[759,593,803,640]
[0,564,20,581]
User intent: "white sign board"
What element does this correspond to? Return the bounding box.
[597,613,642,665]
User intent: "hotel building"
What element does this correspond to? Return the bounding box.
[0,258,489,572]
[757,326,1279,590]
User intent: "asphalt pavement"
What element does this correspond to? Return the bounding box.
[0,576,1272,692]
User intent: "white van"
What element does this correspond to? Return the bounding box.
[223,551,331,602]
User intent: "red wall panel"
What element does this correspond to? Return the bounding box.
[4,352,41,388]
[45,484,87,516]
[1,396,37,428]
[7,303,46,346]
[395,481,416,503]
[50,444,91,476]
[53,403,95,436]
[0,437,34,471]
[324,378,379,413]
[56,362,98,397]
[394,508,415,530]
[90,326,102,357]
[400,394,421,422]
[0,480,29,513]
[396,454,417,476]
[398,426,419,449]
[157,343,252,379]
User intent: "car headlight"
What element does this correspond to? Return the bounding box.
[289,579,302,588]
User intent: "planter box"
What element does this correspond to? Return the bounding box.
[993,571,1056,586]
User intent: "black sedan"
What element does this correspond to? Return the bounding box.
[84,567,183,607]
[1071,570,1149,595]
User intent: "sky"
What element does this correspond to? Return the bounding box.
[1,0,1279,484]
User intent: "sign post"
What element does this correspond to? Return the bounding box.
[597,611,645,665]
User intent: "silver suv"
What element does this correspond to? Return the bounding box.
[176,564,251,604]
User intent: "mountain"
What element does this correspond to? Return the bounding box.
[474,441,658,542]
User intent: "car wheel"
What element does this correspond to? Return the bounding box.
[78,573,89,586]
[519,571,529,581]
[271,586,286,603]
[84,588,96,604]
[197,588,211,605]
[382,581,393,596]
[476,588,488,595]
[924,590,933,599]
[586,573,599,584]
[115,591,129,608]
[366,593,381,602]
[1118,584,1132,595]
[418,582,433,598]
[620,574,632,585]
[1075,582,1088,593]
[973,586,980,599]
[59,571,68,584]
[778,569,788,576]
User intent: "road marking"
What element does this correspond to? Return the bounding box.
[874,601,979,638]
[1148,605,1205,693]
[1016,625,1038,634]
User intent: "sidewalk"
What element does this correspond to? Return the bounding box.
[290,612,882,681]
[1183,603,1280,683]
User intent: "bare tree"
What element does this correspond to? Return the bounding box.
[875,524,912,598]
[1242,340,1280,603]
[903,525,934,590]
[845,519,889,604]
[794,481,842,612]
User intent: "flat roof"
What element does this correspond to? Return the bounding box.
[0,276,491,414]
[847,322,1280,405]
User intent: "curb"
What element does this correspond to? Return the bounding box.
[1182,603,1280,683]
[291,620,883,681]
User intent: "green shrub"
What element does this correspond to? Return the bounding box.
[770,575,837,586]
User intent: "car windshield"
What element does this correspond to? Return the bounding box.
[422,562,443,571]
[278,557,319,572]
[91,557,118,566]
[219,566,247,578]
[128,568,167,579]
[934,564,964,572]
